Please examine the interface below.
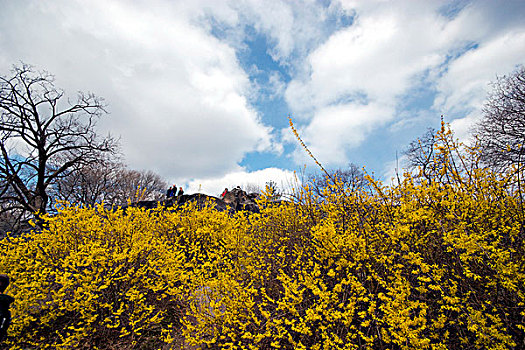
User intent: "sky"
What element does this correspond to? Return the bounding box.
[1,0,524,196]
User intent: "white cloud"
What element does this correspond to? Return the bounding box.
[0,0,276,181]
[287,13,440,111]
[198,0,351,65]
[284,1,449,167]
[266,71,286,100]
[433,31,525,140]
[284,0,525,173]
[288,0,448,109]
[184,167,297,196]
[296,103,393,166]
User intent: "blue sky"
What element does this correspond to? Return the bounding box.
[1,0,524,195]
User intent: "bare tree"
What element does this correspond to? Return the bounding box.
[243,182,262,195]
[474,66,525,170]
[52,156,121,207]
[308,163,367,197]
[264,180,282,200]
[0,63,117,227]
[0,186,32,235]
[53,160,168,208]
[404,127,439,181]
[111,167,168,205]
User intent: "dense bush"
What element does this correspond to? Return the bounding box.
[0,123,524,349]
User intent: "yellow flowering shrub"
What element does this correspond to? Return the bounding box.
[0,122,524,349]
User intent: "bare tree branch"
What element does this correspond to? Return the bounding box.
[0,63,118,232]
[474,65,525,170]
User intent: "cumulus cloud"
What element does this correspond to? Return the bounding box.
[434,31,525,140]
[288,16,435,111]
[297,103,393,165]
[284,1,447,167]
[185,167,297,196]
[284,0,525,170]
[1,0,524,187]
[199,0,352,65]
[0,0,274,181]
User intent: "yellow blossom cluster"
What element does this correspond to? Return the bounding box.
[0,123,524,349]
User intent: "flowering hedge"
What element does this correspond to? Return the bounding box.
[0,124,524,349]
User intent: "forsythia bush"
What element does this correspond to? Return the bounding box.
[0,123,524,349]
